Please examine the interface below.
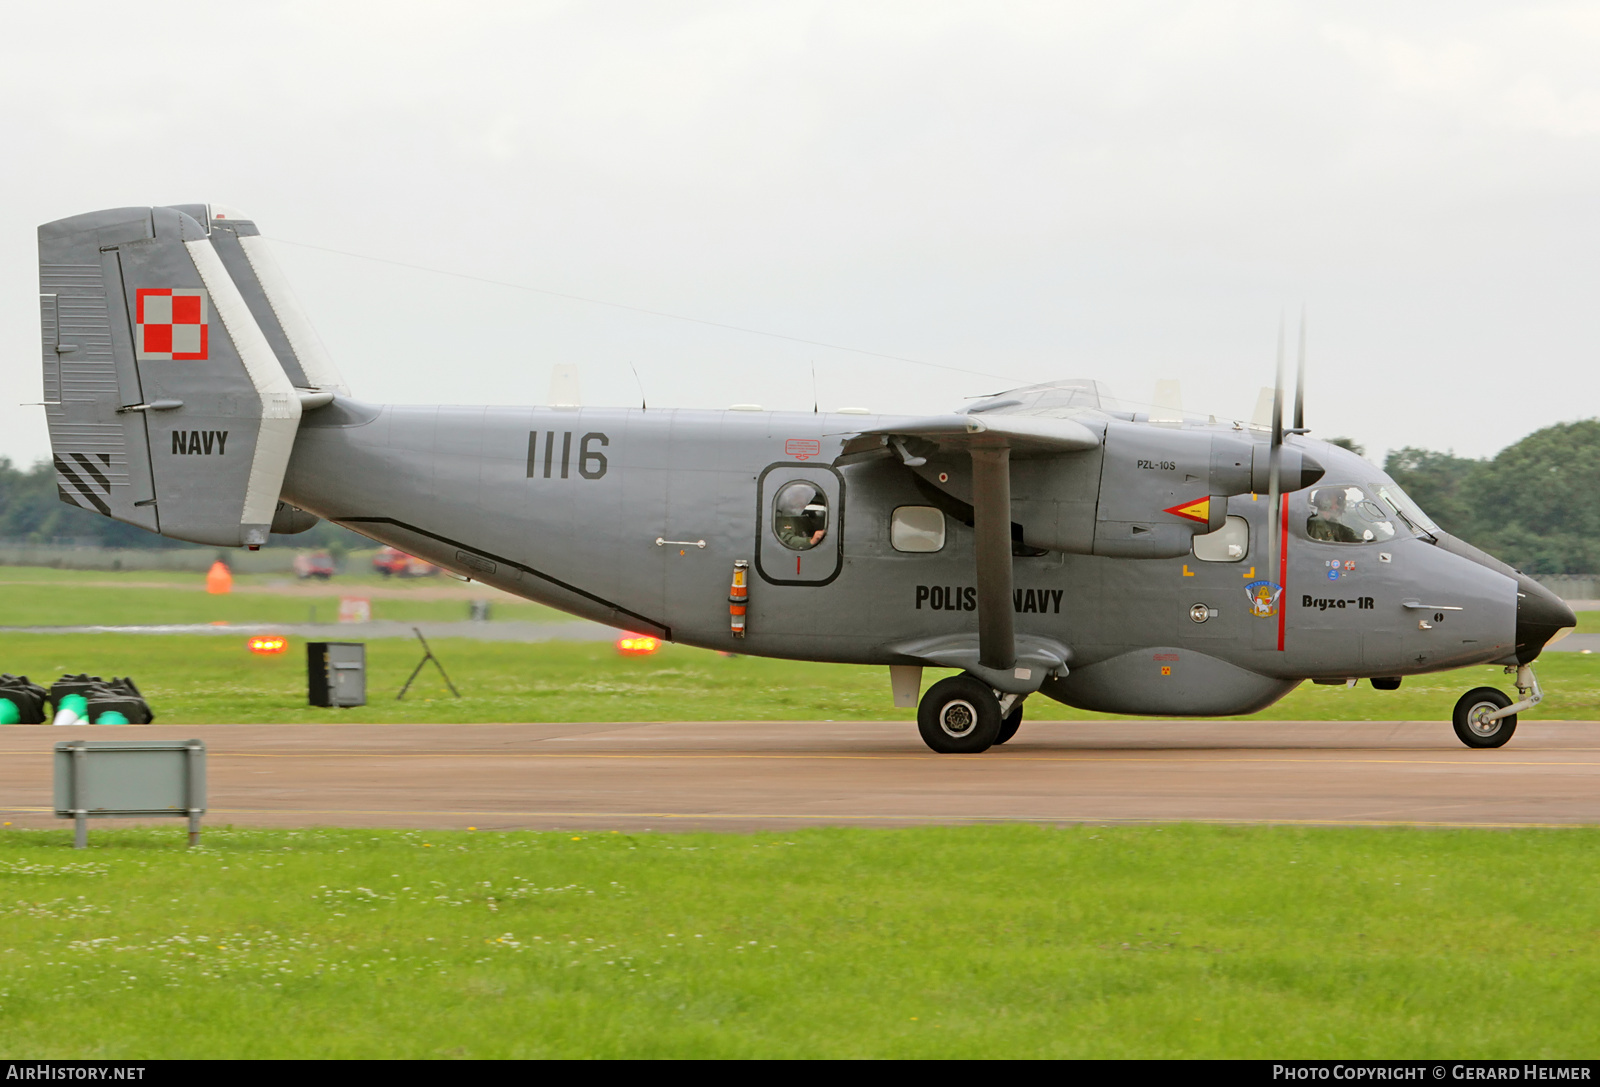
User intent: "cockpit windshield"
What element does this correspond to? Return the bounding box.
[1305,485,1397,544]
[1374,482,1440,538]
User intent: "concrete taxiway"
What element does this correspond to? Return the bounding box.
[3,719,1599,832]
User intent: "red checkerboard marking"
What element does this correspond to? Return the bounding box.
[135,288,209,360]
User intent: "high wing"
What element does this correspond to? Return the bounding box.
[843,381,1324,688]
[846,412,1101,454]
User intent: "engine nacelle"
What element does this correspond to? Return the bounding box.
[904,420,1322,559]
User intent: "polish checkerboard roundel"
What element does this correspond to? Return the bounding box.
[135,288,209,360]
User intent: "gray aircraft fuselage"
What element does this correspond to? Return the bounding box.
[282,400,1539,717]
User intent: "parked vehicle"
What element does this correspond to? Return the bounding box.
[372,546,439,578]
[293,550,335,580]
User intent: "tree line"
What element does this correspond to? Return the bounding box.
[1350,419,1600,575]
[0,458,367,553]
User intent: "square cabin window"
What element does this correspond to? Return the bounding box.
[891,506,946,553]
[1192,515,1249,562]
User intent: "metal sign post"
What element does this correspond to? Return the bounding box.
[53,739,206,848]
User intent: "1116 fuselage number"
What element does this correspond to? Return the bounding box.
[527,431,608,480]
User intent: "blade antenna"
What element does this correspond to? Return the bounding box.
[1294,307,1306,434]
[811,361,819,414]
[630,362,647,411]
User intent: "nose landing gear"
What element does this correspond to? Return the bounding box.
[1451,664,1542,749]
[1452,687,1516,748]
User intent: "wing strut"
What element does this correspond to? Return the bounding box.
[970,447,1016,671]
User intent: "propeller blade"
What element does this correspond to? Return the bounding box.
[1267,318,1285,594]
[1271,318,1285,452]
[1294,309,1306,434]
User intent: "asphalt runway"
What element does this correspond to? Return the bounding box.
[4,719,1599,832]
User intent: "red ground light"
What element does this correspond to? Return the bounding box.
[248,634,289,655]
[615,634,661,656]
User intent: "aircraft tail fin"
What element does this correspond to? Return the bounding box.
[38,204,323,547]
[203,206,349,398]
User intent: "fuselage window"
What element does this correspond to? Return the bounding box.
[1306,485,1396,544]
[1192,515,1249,562]
[773,481,829,551]
[891,506,946,553]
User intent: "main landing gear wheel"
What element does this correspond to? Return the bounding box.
[1453,687,1517,749]
[994,703,1024,745]
[917,675,1002,754]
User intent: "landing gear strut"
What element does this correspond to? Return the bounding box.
[995,699,1024,745]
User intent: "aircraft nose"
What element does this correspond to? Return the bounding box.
[1514,573,1576,664]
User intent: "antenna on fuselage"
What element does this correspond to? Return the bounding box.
[630,362,647,411]
[811,362,819,414]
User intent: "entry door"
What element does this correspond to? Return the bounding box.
[756,463,844,586]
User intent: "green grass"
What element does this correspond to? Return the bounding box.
[0,823,1595,1058]
[0,632,1597,724]
[0,567,572,626]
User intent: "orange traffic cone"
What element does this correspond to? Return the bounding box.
[206,560,233,595]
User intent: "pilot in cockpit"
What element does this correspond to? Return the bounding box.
[1306,487,1364,544]
[775,483,829,550]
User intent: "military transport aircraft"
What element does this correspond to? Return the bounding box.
[35,204,1577,752]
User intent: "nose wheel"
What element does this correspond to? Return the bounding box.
[917,674,1003,753]
[1452,687,1517,748]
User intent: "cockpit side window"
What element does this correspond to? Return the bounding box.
[1376,483,1440,538]
[1305,485,1396,544]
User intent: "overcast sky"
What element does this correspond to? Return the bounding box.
[4,1,1598,469]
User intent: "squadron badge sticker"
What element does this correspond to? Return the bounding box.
[1245,579,1283,619]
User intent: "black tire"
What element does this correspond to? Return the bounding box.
[1453,687,1517,748]
[994,703,1024,745]
[917,675,1002,754]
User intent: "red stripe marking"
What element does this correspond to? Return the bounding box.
[1277,492,1289,652]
